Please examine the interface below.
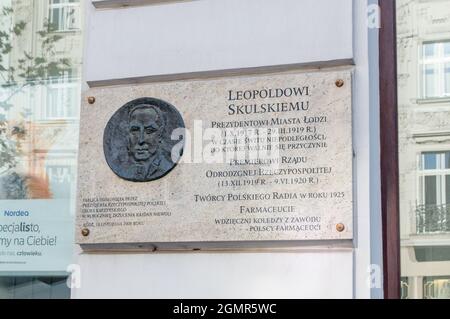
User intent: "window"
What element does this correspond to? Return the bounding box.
[401,277,409,299]
[44,69,80,119]
[416,152,450,233]
[423,277,450,299]
[45,164,77,199]
[48,0,81,32]
[421,41,450,99]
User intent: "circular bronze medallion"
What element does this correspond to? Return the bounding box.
[103,97,185,182]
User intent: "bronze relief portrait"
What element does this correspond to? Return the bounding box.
[103,97,185,182]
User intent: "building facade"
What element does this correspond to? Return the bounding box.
[397,0,450,299]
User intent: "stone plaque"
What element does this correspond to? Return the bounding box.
[76,69,353,248]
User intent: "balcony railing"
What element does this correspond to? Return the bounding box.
[416,204,450,234]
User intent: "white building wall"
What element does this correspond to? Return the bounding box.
[85,0,353,84]
[72,0,381,299]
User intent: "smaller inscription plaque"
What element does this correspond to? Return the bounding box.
[103,98,185,182]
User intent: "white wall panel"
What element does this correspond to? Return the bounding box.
[72,251,353,298]
[84,0,353,84]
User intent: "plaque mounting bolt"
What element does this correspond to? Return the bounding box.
[87,96,96,104]
[335,79,345,88]
[336,223,345,232]
[81,228,90,237]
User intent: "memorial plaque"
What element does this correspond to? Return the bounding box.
[76,69,353,248]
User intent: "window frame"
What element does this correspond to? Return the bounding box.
[380,0,450,299]
[415,151,450,234]
[420,40,450,99]
[48,0,81,32]
[379,0,401,299]
[419,152,450,205]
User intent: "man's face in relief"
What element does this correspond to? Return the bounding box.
[128,106,161,162]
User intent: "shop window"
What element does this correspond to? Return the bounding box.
[0,0,83,299]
